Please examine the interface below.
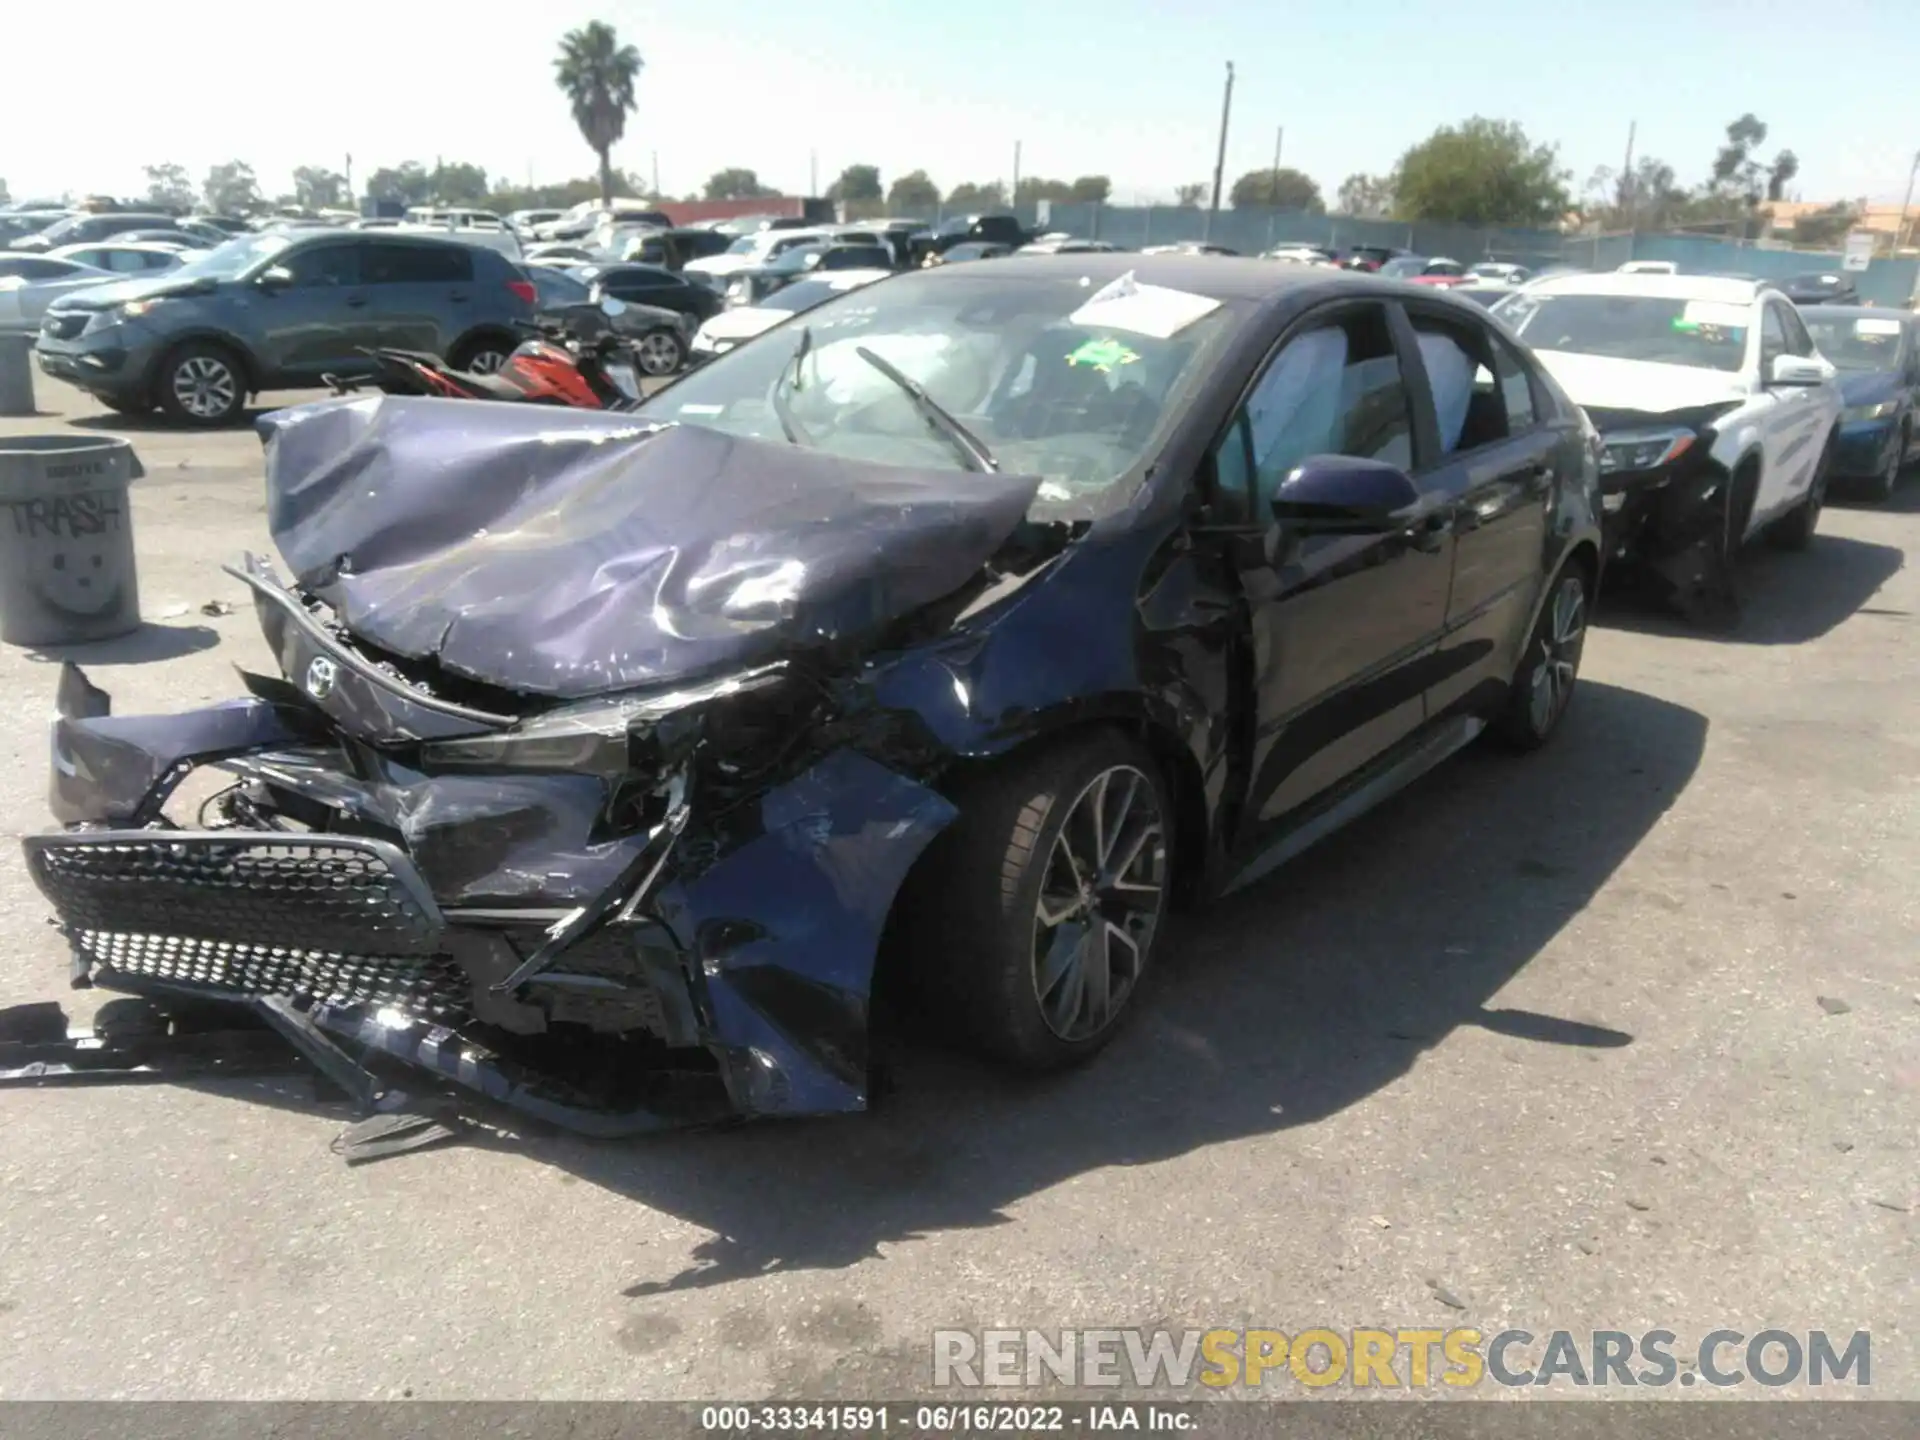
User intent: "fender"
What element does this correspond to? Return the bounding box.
[145,327,267,395]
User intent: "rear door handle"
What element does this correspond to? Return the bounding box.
[449,291,471,303]
[344,295,368,308]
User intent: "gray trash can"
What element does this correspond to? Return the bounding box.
[0,435,144,647]
[0,332,34,418]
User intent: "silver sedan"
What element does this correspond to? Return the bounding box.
[0,254,115,333]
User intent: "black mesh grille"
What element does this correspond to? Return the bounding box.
[25,834,443,956]
[79,931,471,1021]
[43,314,86,340]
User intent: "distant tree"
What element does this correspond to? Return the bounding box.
[1767,150,1799,203]
[365,162,435,206]
[1788,202,1860,249]
[886,170,941,211]
[1014,177,1073,204]
[1703,114,1800,237]
[1069,175,1112,203]
[430,161,491,206]
[705,167,779,200]
[1230,166,1323,211]
[1391,118,1569,226]
[1582,155,1694,231]
[143,163,196,210]
[203,161,263,215]
[826,164,883,203]
[1335,172,1395,218]
[1173,181,1208,208]
[554,20,643,206]
[945,181,1007,209]
[291,166,348,210]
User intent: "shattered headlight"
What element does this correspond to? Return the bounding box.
[419,665,788,778]
[1843,399,1899,422]
[1598,427,1696,476]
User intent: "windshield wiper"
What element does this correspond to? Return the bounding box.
[852,345,998,472]
[770,324,815,448]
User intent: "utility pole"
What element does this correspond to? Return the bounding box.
[1622,120,1638,233]
[651,150,659,199]
[1898,149,1920,253]
[1270,124,1284,202]
[1205,62,1235,241]
[1012,140,1022,210]
[344,153,353,204]
[810,150,818,198]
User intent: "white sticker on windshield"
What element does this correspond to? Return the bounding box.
[1680,301,1750,330]
[1855,317,1903,335]
[1069,270,1220,339]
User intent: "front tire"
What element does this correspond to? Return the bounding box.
[633,328,685,377]
[1868,424,1907,503]
[1494,562,1588,750]
[901,731,1173,1071]
[155,343,247,426]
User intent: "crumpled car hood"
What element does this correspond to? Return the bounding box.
[257,395,1042,699]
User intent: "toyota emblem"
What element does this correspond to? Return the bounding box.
[305,656,338,700]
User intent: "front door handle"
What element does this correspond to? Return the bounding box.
[449,291,471,303]
[1403,511,1450,552]
[344,296,368,309]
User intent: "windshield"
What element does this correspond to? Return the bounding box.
[171,232,295,282]
[1803,314,1907,372]
[724,236,763,255]
[635,268,1240,514]
[759,280,845,314]
[1497,292,1750,372]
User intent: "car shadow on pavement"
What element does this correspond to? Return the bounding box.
[515,679,1704,1297]
[21,621,219,665]
[1598,534,1904,645]
[65,408,281,434]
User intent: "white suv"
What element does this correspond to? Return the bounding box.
[1494,273,1841,573]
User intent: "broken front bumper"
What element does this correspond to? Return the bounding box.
[26,668,957,1132]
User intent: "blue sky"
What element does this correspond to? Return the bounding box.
[8,0,1917,206]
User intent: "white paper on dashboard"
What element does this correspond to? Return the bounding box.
[1070,271,1221,339]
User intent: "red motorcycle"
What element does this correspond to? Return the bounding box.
[325,323,644,410]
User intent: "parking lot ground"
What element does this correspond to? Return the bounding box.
[1,378,1915,1401]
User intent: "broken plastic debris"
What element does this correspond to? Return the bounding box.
[199,600,234,617]
[1368,1214,1392,1229]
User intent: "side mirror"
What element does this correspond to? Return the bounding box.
[256,265,293,289]
[1270,455,1422,533]
[1769,354,1828,387]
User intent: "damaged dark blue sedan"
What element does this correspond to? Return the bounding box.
[23,255,1603,1134]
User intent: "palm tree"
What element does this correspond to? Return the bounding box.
[554,22,643,206]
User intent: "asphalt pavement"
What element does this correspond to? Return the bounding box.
[0,378,1913,1401]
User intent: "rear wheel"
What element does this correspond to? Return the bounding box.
[632,328,685,377]
[901,731,1172,1071]
[1494,562,1588,750]
[450,335,512,375]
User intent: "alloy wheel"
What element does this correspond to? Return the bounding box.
[1528,576,1586,734]
[1031,765,1168,1042]
[636,332,682,376]
[465,349,508,375]
[172,356,237,419]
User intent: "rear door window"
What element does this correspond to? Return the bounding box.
[363,242,473,284]
[280,243,363,287]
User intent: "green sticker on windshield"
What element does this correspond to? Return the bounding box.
[1067,337,1140,372]
[1671,319,1701,332]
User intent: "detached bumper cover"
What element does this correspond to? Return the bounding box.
[26,676,958,1130]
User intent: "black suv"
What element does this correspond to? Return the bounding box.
[35,229,537,424]
[9,212,179,253]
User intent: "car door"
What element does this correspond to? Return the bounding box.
[1752,298,1821,520]
[253,240,375,382]
[361,239,476,355]
[1400,304,1557,717]
[1213,299,1455,845]
[1904,322,1920,461]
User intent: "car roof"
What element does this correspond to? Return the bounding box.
[976,251,1400,304]
[1521,270,1766,303]
[50,241,182,255]
[1799,304,1907,322]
